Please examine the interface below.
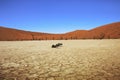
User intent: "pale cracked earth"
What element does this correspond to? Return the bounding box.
[0,40,120,80]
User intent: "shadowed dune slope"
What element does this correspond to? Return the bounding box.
[0,22,120,41]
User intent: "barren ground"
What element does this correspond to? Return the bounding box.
[0,40,120,80]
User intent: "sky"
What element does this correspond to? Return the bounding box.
[0,0,120,33]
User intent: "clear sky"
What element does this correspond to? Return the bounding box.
[0,0,120,33]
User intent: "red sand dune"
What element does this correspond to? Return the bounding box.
[0,22,120,41]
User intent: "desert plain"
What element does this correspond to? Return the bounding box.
[0,39,120,80]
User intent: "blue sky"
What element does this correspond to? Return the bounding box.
[0,0,120,33]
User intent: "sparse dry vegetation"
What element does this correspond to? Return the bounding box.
[0,40,120,80]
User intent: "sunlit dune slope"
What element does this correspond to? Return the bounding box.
[0,22,120,41]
